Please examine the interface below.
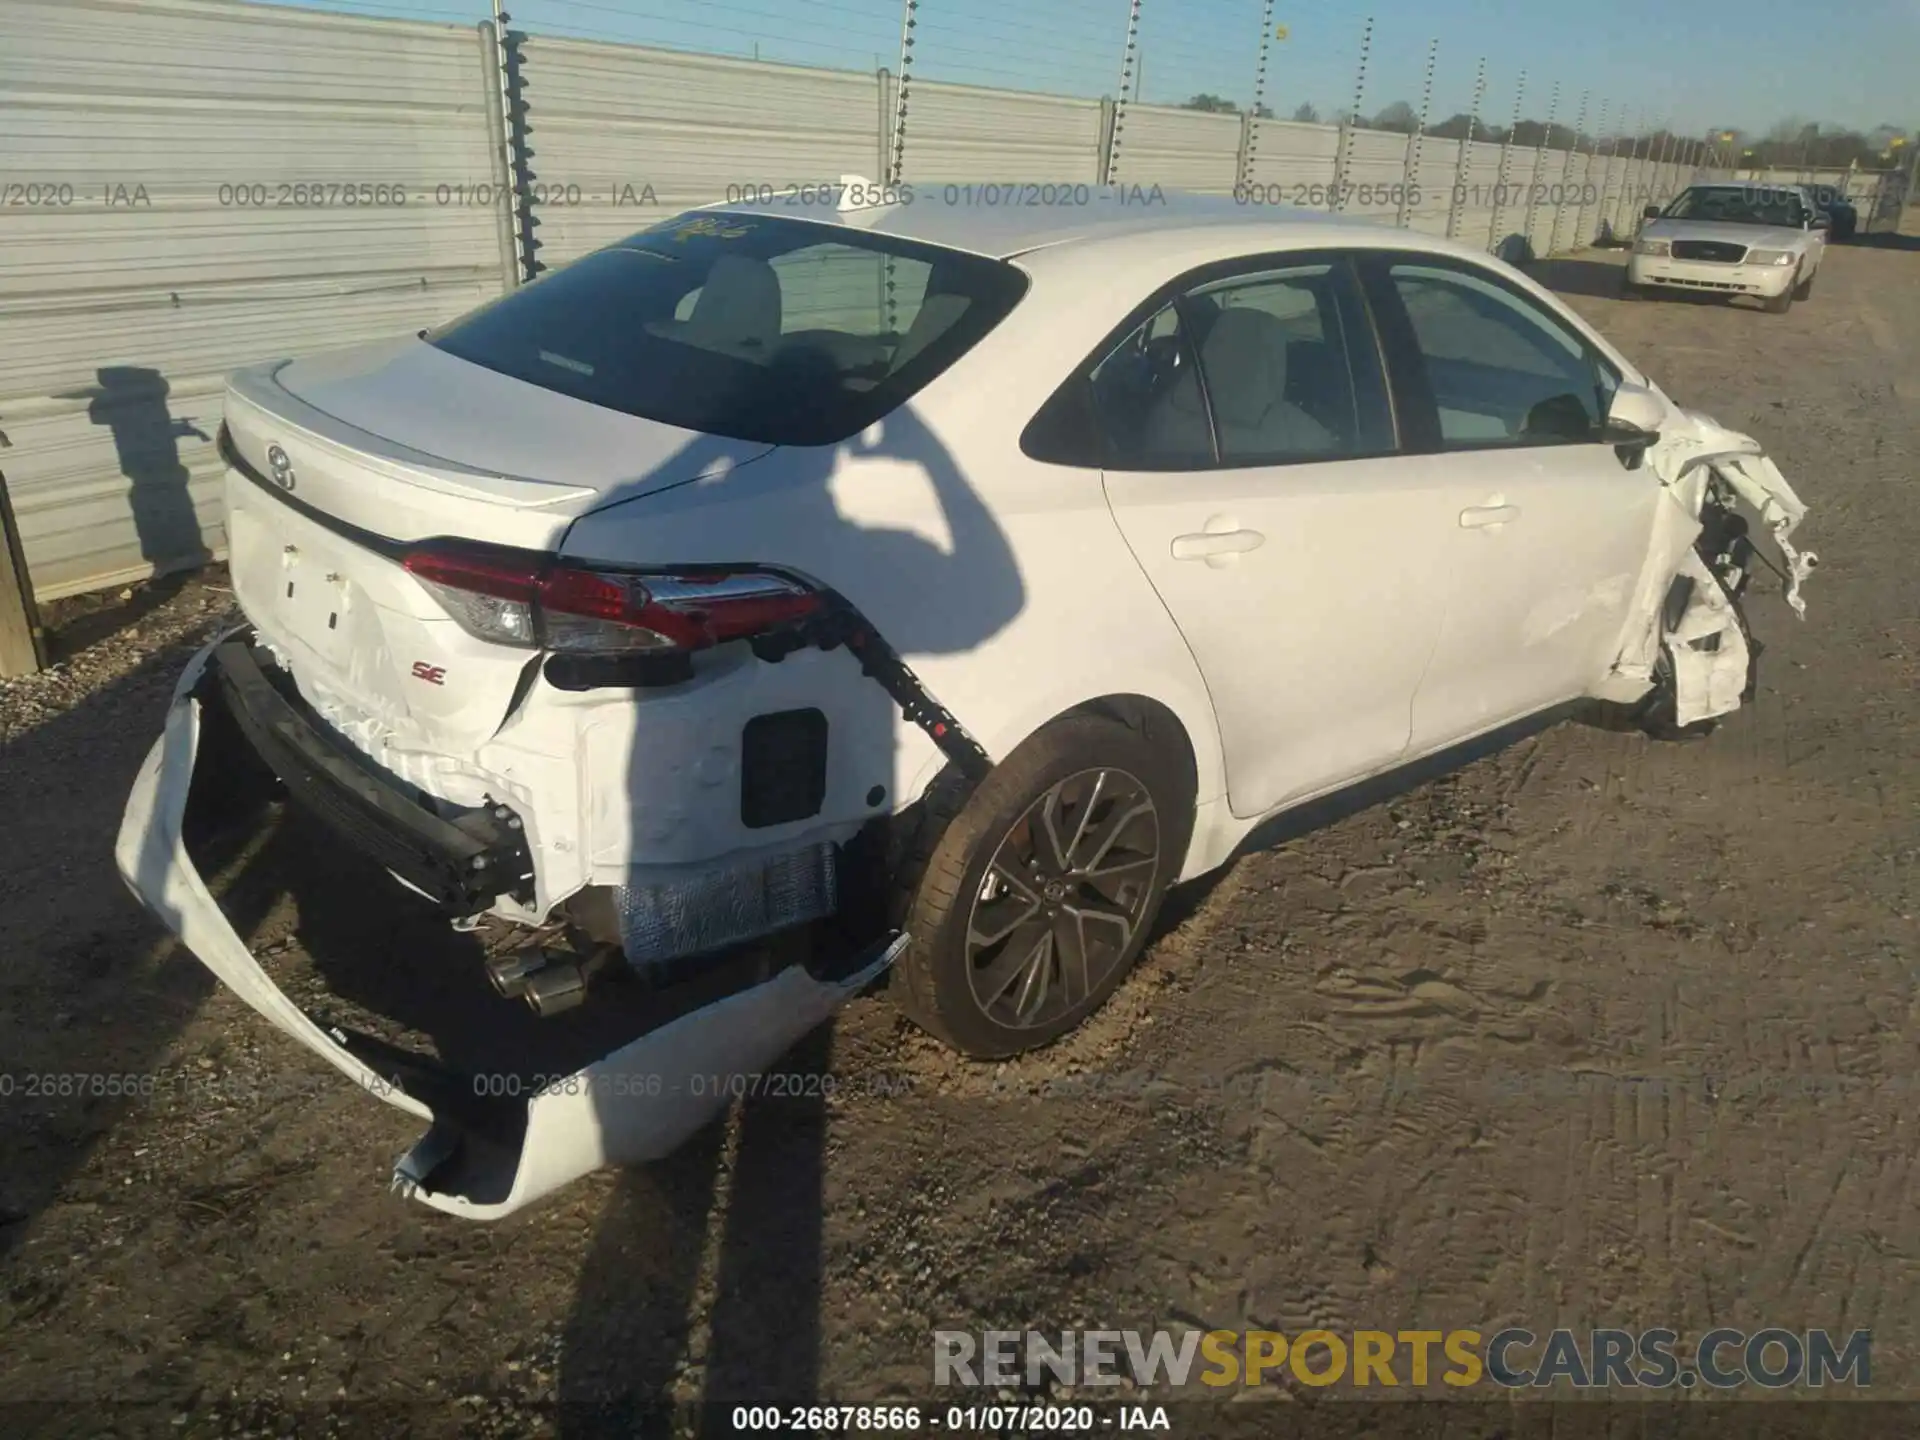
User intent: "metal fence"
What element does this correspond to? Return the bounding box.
[0,0,1899,604]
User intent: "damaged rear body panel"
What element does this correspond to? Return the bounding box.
[115,634,908,1218]
[1602,407,1818,727]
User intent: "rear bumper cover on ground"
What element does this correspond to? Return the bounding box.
[115,633,903,1219]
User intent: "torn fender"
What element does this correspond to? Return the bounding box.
[115,634,903,1220]
[1606,408,1818,727]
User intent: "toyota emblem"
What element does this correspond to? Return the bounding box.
[265,444,296,491]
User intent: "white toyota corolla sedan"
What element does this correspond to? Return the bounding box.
[117,186,1816,1217]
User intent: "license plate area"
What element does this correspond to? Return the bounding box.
[228,502,367,671]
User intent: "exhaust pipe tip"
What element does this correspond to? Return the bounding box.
[485,950,548,1000]
[523,960,588,1017]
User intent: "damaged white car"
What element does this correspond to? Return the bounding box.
[116,190,1814,1217]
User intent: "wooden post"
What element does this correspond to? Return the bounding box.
[0,436,49,676]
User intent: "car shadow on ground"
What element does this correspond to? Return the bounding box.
[1532,255,1788,313]
[1849,228,1920,252]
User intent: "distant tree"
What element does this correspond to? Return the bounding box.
[1369,100,1419,133]
[1426,112,1479,141]
[1291,101,1320,124]
[1733,120,1901,171]
[1511,118,1585,150]
[1181,93,1238,114]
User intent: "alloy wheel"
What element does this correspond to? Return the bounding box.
[964,767,1161,1030]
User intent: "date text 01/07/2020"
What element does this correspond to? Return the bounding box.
[728,1406,1171,1432]
[1232,181,1607,209]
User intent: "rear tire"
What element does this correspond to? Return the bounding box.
[890,715,1192,1058]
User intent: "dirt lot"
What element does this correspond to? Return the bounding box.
[2,228,1917,1437]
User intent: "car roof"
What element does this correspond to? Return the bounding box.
[703,185,1386,261]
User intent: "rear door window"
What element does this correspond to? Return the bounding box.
[1179,260,1393,465]
[429,213,1027,446]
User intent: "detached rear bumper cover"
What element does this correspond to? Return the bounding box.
[1610,409,1817,726]
[115,636,901,1219]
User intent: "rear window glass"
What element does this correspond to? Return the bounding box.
[427,213,1028,446]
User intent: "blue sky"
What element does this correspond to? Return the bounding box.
[262,0,1914,136]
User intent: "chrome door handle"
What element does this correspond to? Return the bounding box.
[1459,504,1520,529]
[1171,528,1265,566]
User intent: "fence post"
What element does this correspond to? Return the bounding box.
[1549,89,1589,255]
[1619,110,1647,233]
[1398,37,1438,230]
[476,21,520,294]
[1104,0,1143,184]
[1331,15,1372,211]
[1576,100,1611,246]
[1488,70,1525,250]
[0,442,47,677]
[887,0,918,183]
[489,1,536,282]
[1241,0,1275,191]
[1446,58,1487,240]
[1525,81,1559,255]
[1597,111,1625,240]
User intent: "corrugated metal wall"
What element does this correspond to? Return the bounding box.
[1338,129,1414,221]
[0,0,507,600]
[898,81,1106,183]
[1243,120,1342,190]
[1405,137,1461,238]
[1111,105,1241,192]
[3,0,1674,602]
[513,37,887,268]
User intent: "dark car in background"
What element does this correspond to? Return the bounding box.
[1808,184,1859,241]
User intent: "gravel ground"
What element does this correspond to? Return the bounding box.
[2,227,1917,1438]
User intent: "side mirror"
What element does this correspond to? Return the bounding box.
[1643,205,1662,220]
[1602,381,1667,464]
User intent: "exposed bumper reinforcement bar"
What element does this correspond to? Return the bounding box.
[203,634,534,916]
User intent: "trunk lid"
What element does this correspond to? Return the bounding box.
[220,339,773,761]
[230,338,777,543]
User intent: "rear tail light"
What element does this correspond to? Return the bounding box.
[403,544,822,655]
